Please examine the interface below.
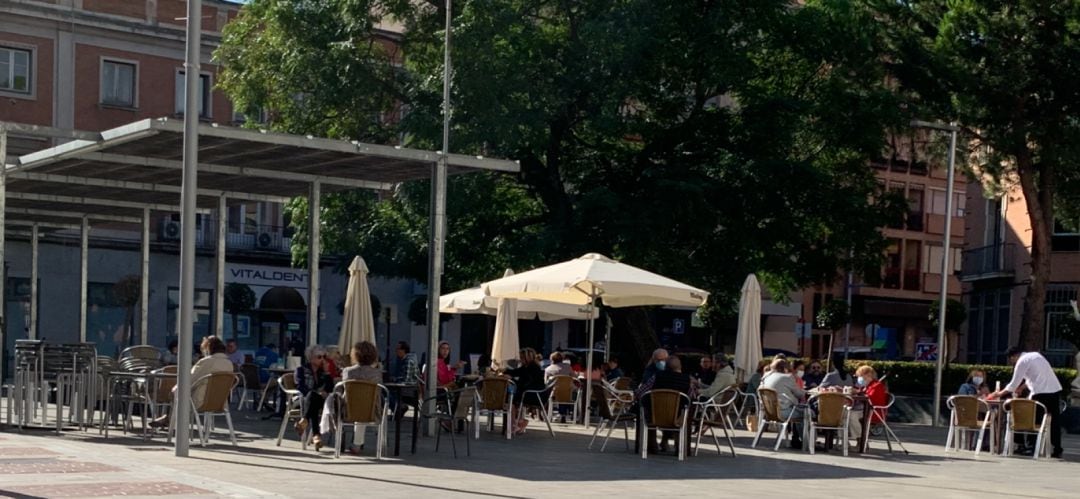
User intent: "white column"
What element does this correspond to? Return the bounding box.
[215,195,226,338]
[140,208,150,345]
[79,217,88,343]
[0,130,6,379]
[308,182,321,347]
[29,224,37,340]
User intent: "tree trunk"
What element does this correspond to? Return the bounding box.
[1016,150,1054,352]
[609,308,659,367]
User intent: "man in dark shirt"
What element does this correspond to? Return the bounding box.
[647,355,692,454]
[696,356,716,386]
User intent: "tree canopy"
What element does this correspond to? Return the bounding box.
[858,0,1080,350]
[216,0,905,333]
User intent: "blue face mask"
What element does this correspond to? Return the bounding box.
[856,376,867,387]
[655,360,667,372]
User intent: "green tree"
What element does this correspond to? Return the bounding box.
[217,0,905,360]
[224,283,257,341]
[857,0,1080,351]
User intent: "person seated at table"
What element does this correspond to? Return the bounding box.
[803,360,825,390]
[856,365,888,427]
[642,348,670,387]
[820,353,854,388]
[744,359,769,394]
[436,341,465,389]
[505,348,545,434]
[761,358,805,449]
[149,336,234,428]
[392,341,419,383]
[162,340,180,365]
[605,356,624,382]
[324,347,344,381]
[544,352,573,383]
[791,359,807,390]
[320,341,382,455]
[295,345,335,450]
[225,339,244,368]
[958,369,990,397]
[696,356,716,386]
[650,355,694,453]
[586,354,606,382]
[699,354,737,401]
[254,343,279,384]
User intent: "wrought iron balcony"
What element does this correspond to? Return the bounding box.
[960,243,1016,282]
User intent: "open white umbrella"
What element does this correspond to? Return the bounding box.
[337,256,376,356]
[490,297,520,369]
[483,253,709,427]
[734,274,762,384]
[440,269,598,321]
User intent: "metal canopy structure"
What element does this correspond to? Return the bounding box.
[0,117,518,440]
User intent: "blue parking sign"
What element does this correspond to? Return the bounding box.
[673,318,685,335]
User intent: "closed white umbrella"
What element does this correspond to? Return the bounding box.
[490,297,520,369]
[734,274,762,384]
[337,256,376,356]
[440,270,598,320]
[483,253,709,427]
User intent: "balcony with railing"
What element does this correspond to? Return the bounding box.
[960,243,1016,282]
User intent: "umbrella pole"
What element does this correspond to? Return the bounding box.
[584,301,595,429]
[826,333,835,366]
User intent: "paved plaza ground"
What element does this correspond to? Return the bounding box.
[1,404,1079,498]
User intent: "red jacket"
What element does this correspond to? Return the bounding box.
[865,380,889,424]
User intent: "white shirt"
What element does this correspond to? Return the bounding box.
[1004,352,1063,395]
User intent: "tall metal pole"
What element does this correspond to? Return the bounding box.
[215,195,226,339]
[0,129,6,381]
[932,126,958,427]
[29,224,37,340]
[79,217,88,343]
[175,0,202,457]
[140,208,150,345]
[307,182,321,348]
[842,268,853,363]
[426,0,452,422]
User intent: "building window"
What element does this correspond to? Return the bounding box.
[175,71,211,118]
[87,282,135,357]
[966,288,1010,364]
[1052,218,1080,252]
[1045,284,1079,357]
[0,46,32,94]
[883,238,901,289]
[928,188,966,217]
[166,287,214,339]
[922,244,962,274]
[101,60,137,107]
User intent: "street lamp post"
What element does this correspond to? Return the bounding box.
[910,119,959,428]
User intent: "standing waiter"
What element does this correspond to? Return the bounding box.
[990,346,1064,458]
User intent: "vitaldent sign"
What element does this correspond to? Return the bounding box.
[226,263,309,289]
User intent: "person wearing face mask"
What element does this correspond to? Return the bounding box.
[958,369,990,397]
[855,365,889,426]
[643,348,670,386]
[791,359,807,390]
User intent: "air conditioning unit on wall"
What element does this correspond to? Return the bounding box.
[256,231,275,250]
[159,218,181,241]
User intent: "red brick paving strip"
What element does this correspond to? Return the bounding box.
[0,448,60,456]
[2,481,212,497]
[0,460,122,474]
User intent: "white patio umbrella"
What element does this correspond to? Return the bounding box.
[337,256,376,356]
[483,253,709,427]
[734,274,762,384]
[490,297,520,369]
[440,269,598,321]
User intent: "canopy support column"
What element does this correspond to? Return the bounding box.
[29,224,37,340]
[140,208,150,345]
[175,0,202,458]
[308,181,321,347]
[0,129,6,380]
[215,195,226,339]
[79,217,88,343]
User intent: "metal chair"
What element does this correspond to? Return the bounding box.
[333,380,389,459]
[120,345,162,363]
[694,386,739,457]
[275,373,309,449]
[868,393,909,454]
[945,395,991,454]
[430,386,480,457]
[237,363,262,411]
[589,383,636,453]
[477,377,515,440]
[806,392,853,456]
[519,382,555,438]
[613,377,633,391]
[751,387,798,451]
[639,389,691,461]
[546,375,579,424]
[1003,398,1051,460]
[189,372,240,447]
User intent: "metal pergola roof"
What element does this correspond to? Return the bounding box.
[1,118,518,223]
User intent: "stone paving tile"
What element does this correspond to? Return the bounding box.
[0,447,60,456]
[1,481,213,497]
[0,459,122,474]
